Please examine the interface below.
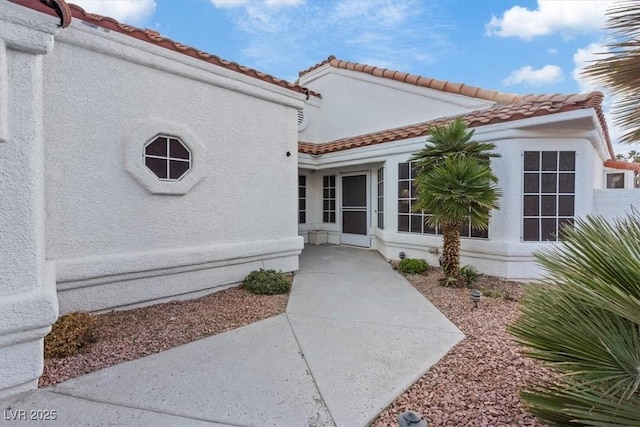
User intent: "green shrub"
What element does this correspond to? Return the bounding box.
[242,269,291,295]
[477,287,503,299]
[44,311,98,358]
[398,258,429,274]
[440,276,459,287]
[459,264,481,287]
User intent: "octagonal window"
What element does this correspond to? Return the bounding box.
[144,135,191,181]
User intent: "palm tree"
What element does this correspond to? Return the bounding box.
[509,214,640,425]
[411,119,501,280]
[582,1,640,144]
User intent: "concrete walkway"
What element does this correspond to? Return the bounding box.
[1,245,464,427]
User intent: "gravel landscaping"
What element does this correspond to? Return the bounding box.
[372,268,552,427]
[41,266,552,427]
[39,287,288,387]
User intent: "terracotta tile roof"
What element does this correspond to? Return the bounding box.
[10,0,311,97]
[299,91,614,158]
[299,55,522,104]
[604,159,640,172]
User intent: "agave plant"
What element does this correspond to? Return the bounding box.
[510,214,640,425]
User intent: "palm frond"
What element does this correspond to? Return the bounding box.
[410,118,500,173]
[413,157,501,228]
[582,1,640,143]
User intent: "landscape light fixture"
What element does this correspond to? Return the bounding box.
[397,410,428,427]
[470,289,482,308]
[399,251,406,259]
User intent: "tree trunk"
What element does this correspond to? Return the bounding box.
[441,224,461,279]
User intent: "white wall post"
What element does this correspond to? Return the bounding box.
[0,4,62,399]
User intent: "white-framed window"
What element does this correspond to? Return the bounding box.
[606,172,625,189]
[522,151,575,241]
[377,167,384,230]
[299,175,306,224]
[323,175,336,223]
[125,120,206,195]
[144,135,191,181]
[397,161,487,238]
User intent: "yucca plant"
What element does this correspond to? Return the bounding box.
[411,119,501,280]
[509,214,640,425]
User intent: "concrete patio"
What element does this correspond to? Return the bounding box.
[1,245,464,426]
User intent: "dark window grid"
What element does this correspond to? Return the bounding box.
[397,161,487,239]
[323,175,336,224]
[377,167,384,230]
[522,151,575,241]
[144,155,190,180]
[298,175,306,224]
[144,136,191,181]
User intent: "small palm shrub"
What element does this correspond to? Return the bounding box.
[242,269,291,295]
[44,311,98,358]
[509,214,640,425]
[398,258,429,274]
[459,264,481,287]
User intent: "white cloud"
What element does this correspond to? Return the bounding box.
[72,0,156,25]
[503,65,564,86]
[547,48,558,54]
[571,42,626,147]
[572,42,610,92]
[211,0,303,8]
[212,0,449,81]
[486,1,609,40]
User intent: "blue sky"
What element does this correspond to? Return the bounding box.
[71,0,632,153]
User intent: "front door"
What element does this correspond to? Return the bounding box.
[340,174,370,247]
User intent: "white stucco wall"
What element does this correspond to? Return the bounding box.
[298,68,495,143]
[593,189,640,220]
[41,22,304,312]
[0,2,60,400]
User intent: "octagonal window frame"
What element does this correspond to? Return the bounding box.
[125,120,206,195]
[144,135,192,181]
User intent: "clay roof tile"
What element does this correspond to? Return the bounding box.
[403,74,420,85]
[299,90,612,157]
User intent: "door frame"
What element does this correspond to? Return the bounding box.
[339,171,371,247]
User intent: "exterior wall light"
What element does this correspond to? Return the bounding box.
[399,251,406,259]
[470,289,482,308]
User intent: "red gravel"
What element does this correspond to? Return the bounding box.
[39,286,288,387]
[41,268,551,427]
[372,269,552,427]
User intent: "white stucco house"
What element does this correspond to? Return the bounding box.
[296,56,640,279]
[1,0,639,399]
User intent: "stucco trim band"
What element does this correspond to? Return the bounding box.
[55,236,304,285]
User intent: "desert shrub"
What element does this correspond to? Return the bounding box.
[477,287,503,299]
[509,214,640,425]
[44,311,98,358]
[242,269,291,295]
[398,258,429,274]
[459,264,481,287]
